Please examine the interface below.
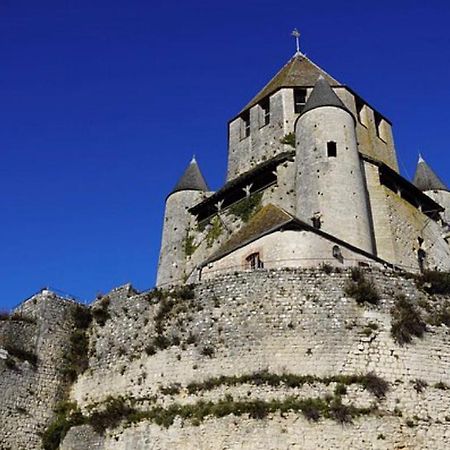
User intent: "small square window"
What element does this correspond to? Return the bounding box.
[294,88,307,113]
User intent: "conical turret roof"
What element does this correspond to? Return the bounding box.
[300,76,349,116]
[240,53,340,114]
[170,157,209,195]
[413,155,448,191]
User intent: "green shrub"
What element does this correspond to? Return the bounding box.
[391,295,426,345]
[411,379,428,393]
[320,263,333,274]
[144,345,156,355]
[73,305,92,329]
[434,381,449,390]
[92,297,111,326]
[200,345,215,358]
[334,384,347,396]
[205,216,223,247]
[416,271,450,295]
[172,285,195,300]
[61,327,90,382]
[344,269,379,305]
[359,372,389,398]
[183,233,198,257]
[42,403,85,450]
[5,345,38,366]
[280,132,296,148]
[329,398,353,423]
[88,397,136,433]
[429,301,450,327]
[228,192,263,223]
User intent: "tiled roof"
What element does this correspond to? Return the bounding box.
[300,76,350,116]
[170,157,209,195]
[413,156,448,192]
[240,53,340,114]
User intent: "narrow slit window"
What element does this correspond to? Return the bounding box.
[241,111,250,138]
[294,88,307,113]
[259,98,270,126]
[327,141,337,157]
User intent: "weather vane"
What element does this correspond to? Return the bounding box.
[291,28,301,54]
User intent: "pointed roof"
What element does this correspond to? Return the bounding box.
[240,53,340,114]
[300,75,350,117]
[170,157,209,195]
[413,155,448,191]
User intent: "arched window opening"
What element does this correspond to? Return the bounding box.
[246,252,264,270]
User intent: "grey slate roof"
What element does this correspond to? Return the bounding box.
[300,76,350,116]
[170,158,209,195]
[413,156,448,191]
[240,53,340,114]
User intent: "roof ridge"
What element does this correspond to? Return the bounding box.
[238,53,341,114]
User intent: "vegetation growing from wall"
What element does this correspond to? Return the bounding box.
[390,295,426,345]
[183,232,199,257]
[344,268,379,305]
[4,345,38,367]
[43,390,379,442]
[145,285,197,354]
[280,132,296,148]
[61,305,92,382]
[92,297,110,326]
[184,371,389,398]
[228,192,263,223]
[416,271,450,295]
[0,311,36,323]
[42,401,85,450]
[206,216,223,248]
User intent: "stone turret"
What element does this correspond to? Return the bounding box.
[413,155,450,224]
[294,76,374,254]
[156,157,209,287]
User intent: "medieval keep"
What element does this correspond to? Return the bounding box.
[157,49,450,287]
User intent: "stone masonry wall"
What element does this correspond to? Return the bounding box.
[0,292,78,450]
[59,268,450,450]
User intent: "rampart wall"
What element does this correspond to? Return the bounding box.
[0,292,78,450]
[65,269,450,449]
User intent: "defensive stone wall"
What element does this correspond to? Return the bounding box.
[58,268,450,449]
[2,269,450,449]
[0,292,78,450]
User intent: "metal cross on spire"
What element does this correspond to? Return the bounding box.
[291,28,301,55]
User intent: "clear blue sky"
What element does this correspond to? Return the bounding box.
[1,0,450,309]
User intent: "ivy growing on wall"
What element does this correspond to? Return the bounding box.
[228,192,263,223]
[206,216,223,247]
[280,132,296,148]
[183,232,198,257]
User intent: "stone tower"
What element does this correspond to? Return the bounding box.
[295,77,374,253]
[156,157,209,287]
[413,155,450,224]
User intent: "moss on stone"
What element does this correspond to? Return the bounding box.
[228,192,263,223]
[206,216,223,247]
